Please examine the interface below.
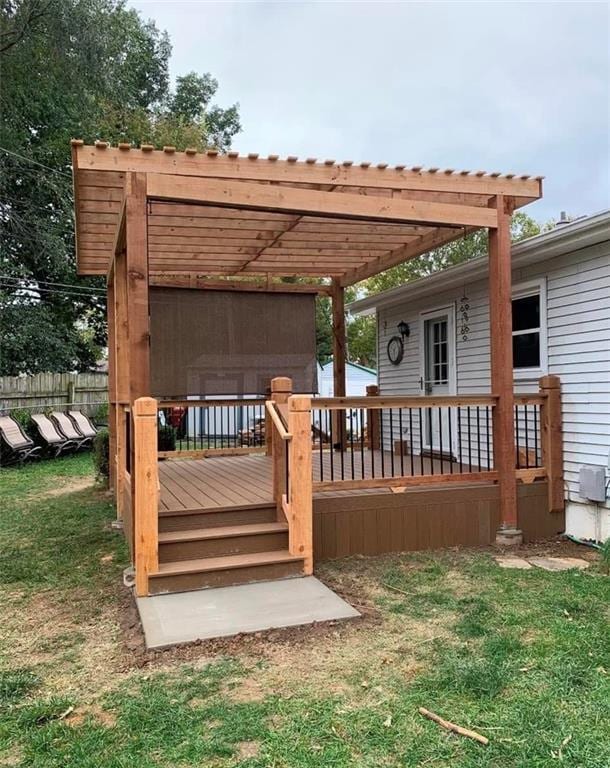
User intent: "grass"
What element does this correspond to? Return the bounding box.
[1,456,609,766]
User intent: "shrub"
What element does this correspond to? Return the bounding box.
[92,401,109,426]
[10,409,35,439]
[158,424,176,452]
[600,538,610,575]
[93,427,110,482]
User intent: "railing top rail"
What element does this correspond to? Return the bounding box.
[313,394,499,410]
[514,394,547,406]
[158,398,267,409]
[265,400,292,440]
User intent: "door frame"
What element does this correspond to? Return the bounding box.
[418,303,457,453]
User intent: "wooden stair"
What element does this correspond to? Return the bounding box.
[149,502,305,594]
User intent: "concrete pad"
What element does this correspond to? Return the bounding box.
[528,557,590,572]
[136,577,360,649]
[495,556,532,570]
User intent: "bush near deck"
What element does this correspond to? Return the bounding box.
[0,455,609,768]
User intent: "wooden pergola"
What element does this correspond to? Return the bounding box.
[71,140,544,576]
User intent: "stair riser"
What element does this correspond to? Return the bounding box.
[149,560,304,594]
[159,507,276,532]
[159,531,288,562]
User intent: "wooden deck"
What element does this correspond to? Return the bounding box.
[158,450,466,512]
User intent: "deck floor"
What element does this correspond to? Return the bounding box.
[159,450,463,512]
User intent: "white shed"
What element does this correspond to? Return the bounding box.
[317,358,377,397]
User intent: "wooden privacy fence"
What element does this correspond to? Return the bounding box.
[0,372,108,415]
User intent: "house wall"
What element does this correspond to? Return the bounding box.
[376,239,610,541]
[317,360,377,397]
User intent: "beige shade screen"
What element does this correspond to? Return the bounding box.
[149,288,318,397]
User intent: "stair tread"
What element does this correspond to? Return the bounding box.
[152,550,304,577]
[159,522,288,544]
[159,502,275,518]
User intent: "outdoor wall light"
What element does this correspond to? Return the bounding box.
[398,321,410,339]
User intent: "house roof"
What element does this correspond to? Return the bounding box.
[348,209,610,315]
[70,141,543,284]
[321,357,377,376]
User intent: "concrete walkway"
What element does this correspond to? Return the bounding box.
[136,577,360,649]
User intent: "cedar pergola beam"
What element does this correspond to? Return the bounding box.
[74,144,542,198]
[146,174,499,230]
[148,275,331,294]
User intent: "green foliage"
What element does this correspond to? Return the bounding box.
[92,427,109,481]
[158,424,176,452]
[0,667,39,705]
[92,401,109,426]
[361,211,541,295]
[599,538,610,574]
[0,0,241,376]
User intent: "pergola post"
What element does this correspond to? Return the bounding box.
[331,279,347,450]
[125,172,150,402]
[114,248,129,520]
[106,267,117,494]
[489,195,520,544]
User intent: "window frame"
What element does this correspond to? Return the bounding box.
[511,278,547,380]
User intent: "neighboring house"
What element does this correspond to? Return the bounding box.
[316,358,377,397]
[349,210,610,542]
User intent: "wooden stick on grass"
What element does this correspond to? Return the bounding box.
[418,707,489,746]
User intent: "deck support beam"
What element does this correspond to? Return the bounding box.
[331,279,347,450]
[489,195,519,543]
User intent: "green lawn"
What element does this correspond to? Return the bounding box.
[1,456,609,767]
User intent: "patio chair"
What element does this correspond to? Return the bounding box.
[50,411,92,450]
[0,416,42,465]
[67,410,98,441]
[30,413,77,457]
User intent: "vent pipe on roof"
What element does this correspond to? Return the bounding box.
[556,211,570,226]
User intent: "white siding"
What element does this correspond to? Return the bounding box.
[377,240,610,536]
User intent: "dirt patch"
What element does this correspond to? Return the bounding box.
[236,741,260,759]
[66,704,117,728]
[224,676,264,703]
[29,476,97,501]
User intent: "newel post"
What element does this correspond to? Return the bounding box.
[133,397,159,597]
[270,376,292,517]
[287,395,313,575]
[366,384,380,451]
[539,375,564,513]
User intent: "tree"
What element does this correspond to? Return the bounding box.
[0,0,241,375]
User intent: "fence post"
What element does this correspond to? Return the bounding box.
[132,397,159,597]
[366,384,380,451]
[539,375,564,513]
[288,395,313,575]
[270,377,292,517]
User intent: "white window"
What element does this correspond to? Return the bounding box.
[512,279,547,377]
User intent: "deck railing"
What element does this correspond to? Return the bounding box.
[157,398,267,458]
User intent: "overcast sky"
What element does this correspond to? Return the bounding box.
[130,1,609,223]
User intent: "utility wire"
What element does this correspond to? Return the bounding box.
[0,284,106,302]
[0,275,104,294]
[0,146,72,179]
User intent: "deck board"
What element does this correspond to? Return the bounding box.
[158,450,468,512]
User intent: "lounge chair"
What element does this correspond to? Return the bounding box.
[30,413,77,457]
[50,411,92,450]
[67,410,98,440]
[0,416,42,465]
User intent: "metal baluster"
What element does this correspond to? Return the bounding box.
[339,409,345,480]
[348,409,354,479]
[328,410,334,481]
[389,408,395,476]
[438,407,443,474]
[379,408,385,477]
[213,406,217,449]
[318,409,323,482]
[429,408,434,475]
[458,406,463,473]
[360,408,365,479]
[448,407,453,473]
[486,406,491,471]
[476,406,481,471]
[515,405,520,468]
[399,408,405,476]
[409,408,414,476]
[533,405,539,468]
[467,406,472,472]
[524,404,530,468]
[419,408,424,475]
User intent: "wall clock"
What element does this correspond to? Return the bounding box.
[387,335,404,366]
